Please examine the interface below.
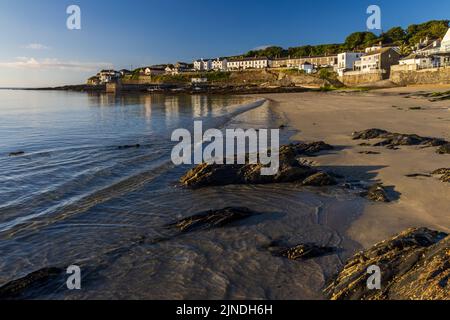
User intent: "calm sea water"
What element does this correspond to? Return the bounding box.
[0,90,363,299]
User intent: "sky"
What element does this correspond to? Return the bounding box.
[0,0,449,87]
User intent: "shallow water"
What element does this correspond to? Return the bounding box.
[0,90,363,299]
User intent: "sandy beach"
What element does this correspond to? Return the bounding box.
[264,86,450,248]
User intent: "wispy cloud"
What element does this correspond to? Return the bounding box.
[0,57,113,72]
[22,43,51,50]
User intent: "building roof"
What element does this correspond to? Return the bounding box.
[194,59,213,62]
[400,53,428,60]
[143,66,166,70]
[363,47,397,56]
[228,56,269,62]
[272,54,337,61]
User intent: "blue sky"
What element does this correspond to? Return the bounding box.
[0,0,449,87]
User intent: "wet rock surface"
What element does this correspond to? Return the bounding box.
[166,207,260,233]
[325,228,449,300]
[117,144,141,150]
[360,183,390,202]
[180,142,334,188]
[0,267,64,300]
[8,151,25,157]
[267,241,337,260]
[352,128,448,151]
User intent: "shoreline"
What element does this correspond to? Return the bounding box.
[262,86,450,248]
[16,84,318,95]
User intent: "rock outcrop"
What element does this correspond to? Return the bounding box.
[166,207,259,233]
[8,151,25,157]
[352,129,448,151]
[301,172,337,186]
[180,142,334,188]
[268,242,336,260]
[432,168,450,183]
[436,143,450,154]
[0,267,64,300]
[325,227,449,300]
[360,183,390,202]
[117,144,141,150]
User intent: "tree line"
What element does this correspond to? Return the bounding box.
[234,20,449,59]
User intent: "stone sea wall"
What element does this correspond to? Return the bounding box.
[390,65,450,86]
[338,71,385,86]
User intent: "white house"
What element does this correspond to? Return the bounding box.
[336,52,365,76]
[227,57,269,70]
[193,59,212,71]
[119,69,131,76]
[414,28,450,67]
[98,70,121,83]
[399,54,438,68]
[299,62,314,74]
[354,47,400,73]
[211,58,228,71]
[441,28,450,53]
[143,67,165,76]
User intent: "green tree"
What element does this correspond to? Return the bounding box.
[397,42,412,56]
[244,46,285,58]
[383,27,407,43]
[406,20,449,45]
[344,32,377,50]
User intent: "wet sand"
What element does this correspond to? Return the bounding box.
[264,86,450,248]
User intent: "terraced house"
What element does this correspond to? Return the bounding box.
[270,55,337,68]
[226,57,269,70]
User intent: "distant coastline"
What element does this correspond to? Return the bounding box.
[16,83,321,95]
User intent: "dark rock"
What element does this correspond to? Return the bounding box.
[352,129,390,140]
[440,174,450,183]
[290,141,334,156]
[405,173,431,178]
[302,172,337,186]
[352,128,448,150]
[385,145,400,150]
[436,143,450,154]
[358,143,372,147]
[279,244,336,260]
[431,168,450,183]
[432,168,450,175]
[166,207,259,233]
[409,106,422,110]
[358,151,380,155]
[117,144,141,150]
[267,241,336,260]
[325,228,449,300]
[180,142,334,188]
[0,267,64,300]
[8,151,25,157]
[360,183,390,202]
